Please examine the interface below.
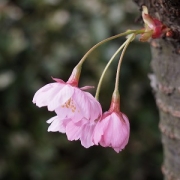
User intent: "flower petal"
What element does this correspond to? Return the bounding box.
[73,89,102,120]
[33,83,63,108]
[48,85,74,111]
[46,116,56,124]
[47,116,71,133]
[93,117,109,145]
[80,122,96,148]
[66,121,83,141]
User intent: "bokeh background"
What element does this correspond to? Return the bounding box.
[0,0,163,179]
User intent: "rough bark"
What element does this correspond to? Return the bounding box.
[133,0,180,180]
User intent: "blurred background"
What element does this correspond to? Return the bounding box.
[0,0,162,179]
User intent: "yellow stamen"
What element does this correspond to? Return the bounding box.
[61,98,79,113]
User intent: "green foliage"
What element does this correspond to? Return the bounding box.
[0,0,162,179]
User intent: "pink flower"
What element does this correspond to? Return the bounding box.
[93,93,130,153]
[93,112,129,152]
[47,116,96,148]
[33,67,102,122]
[33,66,102,148]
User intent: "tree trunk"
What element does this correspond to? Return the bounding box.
[133,0,180,179]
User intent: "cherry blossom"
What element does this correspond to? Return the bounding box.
[33,67,102,122]
[93,93,130,153]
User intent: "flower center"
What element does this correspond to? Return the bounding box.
[61,98,79,113]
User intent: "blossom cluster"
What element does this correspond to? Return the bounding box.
[33,6,166,153]
[33,68,129,153]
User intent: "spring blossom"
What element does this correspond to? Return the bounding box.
[33,66,102,148]
[93,93,130,152]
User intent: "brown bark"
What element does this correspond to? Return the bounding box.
[133,0,180,180]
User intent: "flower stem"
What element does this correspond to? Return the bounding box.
[95,39,129,100]
[77,29,144,67]
[114,33,135,95]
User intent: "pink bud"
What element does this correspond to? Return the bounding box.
[93,93,130,153]
[140,6,166,41]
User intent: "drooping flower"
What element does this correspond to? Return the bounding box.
[33,66,102,122]
[47,115,97,148]
[33,65,102,148]
[140,6,166,42]
[93,93,130,153]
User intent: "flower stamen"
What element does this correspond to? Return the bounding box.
[61,98,79,113]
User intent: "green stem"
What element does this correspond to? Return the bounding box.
[95,38,130,100]
[114,33,135,94]
[77,29,144,66]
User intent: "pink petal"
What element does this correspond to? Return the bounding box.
[47,116,71,133]
[103,113,120,145]
[103,113,125,148]
[80,122,96,148]
[46,116,56,124]
[48,85,74,111]
[55,108,71,119]
[66,121,83,141]
[117,113,130,149]
[33,83,64,108]
[113,147,121,153]
[73,89,102,120]
[84,92,102,120]
[93,117,109,145]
